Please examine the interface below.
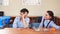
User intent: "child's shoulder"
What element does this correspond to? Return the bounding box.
[50,20,54,24]
[15,16,20,19]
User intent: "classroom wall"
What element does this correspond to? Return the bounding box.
[0,0,60,17]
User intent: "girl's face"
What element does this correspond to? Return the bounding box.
[44,12,51,20]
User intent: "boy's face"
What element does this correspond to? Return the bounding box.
[44,12,51,20]
[20,12,28,17]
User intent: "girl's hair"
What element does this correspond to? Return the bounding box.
[43,11,54,28]
[47,10,54,20]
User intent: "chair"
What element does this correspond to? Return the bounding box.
[3,16,10,27]
[0,16,4,28]
[0,16,10,28]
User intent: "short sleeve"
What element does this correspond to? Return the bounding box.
[49,21,60,29]
[13,17,19,28]
[25,18,30,27]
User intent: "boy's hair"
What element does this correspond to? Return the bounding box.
[20,8,29,14]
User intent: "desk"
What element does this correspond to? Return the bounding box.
[0,28,60,34]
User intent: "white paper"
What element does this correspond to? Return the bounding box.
[22,0,41,5]
[0,0,3,5]
[3,0,9,6]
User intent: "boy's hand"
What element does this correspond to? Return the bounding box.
[21,14,25,19]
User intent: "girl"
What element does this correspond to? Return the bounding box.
[39,10,60,30]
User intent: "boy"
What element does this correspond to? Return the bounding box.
[13,8,30,28]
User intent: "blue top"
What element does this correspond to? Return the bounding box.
[39,16,60,29]
[13,16,30,28]
[0,16,10,28]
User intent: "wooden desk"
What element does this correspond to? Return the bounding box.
[0,28,60,34]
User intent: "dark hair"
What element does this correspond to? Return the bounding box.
[47,10,54,20]
[20,8,29,14]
